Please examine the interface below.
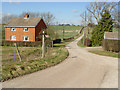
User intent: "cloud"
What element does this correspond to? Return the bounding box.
[72,9,78,13]
[8,0,20,4]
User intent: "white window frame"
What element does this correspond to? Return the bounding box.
[23,36,29,41]
[23,28,28,32]
[11,35,16,41]
[11,28,16,31]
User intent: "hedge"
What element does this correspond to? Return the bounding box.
[1,40,52,47]
[63,37,74,41]
[53,39,61,44]
[102,39,120,52]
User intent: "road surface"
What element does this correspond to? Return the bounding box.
[2,34,118,88]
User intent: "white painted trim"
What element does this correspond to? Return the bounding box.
[11,35,16,41]
[23,36,29,41]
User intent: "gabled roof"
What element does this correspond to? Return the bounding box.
[5,17,42,27]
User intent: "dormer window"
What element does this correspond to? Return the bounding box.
[11,28,16,31]
[23,28,28,32]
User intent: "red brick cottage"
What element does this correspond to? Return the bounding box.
[5,13,47,42]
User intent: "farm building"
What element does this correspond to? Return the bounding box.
[5,13,47,42]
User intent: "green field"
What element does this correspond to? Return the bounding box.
[50,25,83,39]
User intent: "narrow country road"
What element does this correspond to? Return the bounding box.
[2,35,118,88]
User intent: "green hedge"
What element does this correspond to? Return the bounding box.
[2,40,52,47]
[102,39,120,52]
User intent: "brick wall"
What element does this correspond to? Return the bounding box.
[5,27,35,42]
[35,19,47,41]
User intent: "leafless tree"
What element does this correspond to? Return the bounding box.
[86,2,118,23]
[80,11,93,26]
[2,14,17,24]
[41,12,55,26]
[19,11,55,26]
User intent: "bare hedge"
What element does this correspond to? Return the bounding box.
[102,39,120,52]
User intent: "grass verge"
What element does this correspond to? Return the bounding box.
[77,37,86,47]
[2,47,68,81]
[88,50,119,58]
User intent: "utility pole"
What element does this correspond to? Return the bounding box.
[63,28,64,40]
[42,30,45,58]
[83,11,86,45]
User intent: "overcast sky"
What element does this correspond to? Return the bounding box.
[2,2,90,25]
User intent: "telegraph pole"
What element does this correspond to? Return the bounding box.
[83,11,86,45]
[42,30,45,58]
[63,28,64,40]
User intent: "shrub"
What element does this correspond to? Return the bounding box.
[102,39,120,52]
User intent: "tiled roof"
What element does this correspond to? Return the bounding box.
[5,17,41,27]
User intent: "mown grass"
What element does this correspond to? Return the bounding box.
[88,50,119,58]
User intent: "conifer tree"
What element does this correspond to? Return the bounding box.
[91,10,113,46]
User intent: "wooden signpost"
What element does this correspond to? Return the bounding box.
[42,30,46,58]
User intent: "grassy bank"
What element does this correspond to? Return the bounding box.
[88,50,119,58]
[77,38,86,47]
[1,46,68,81]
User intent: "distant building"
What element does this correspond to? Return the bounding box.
[104,32,120,40]
[5,13,47,42]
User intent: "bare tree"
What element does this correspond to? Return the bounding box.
[19,11,55,25]
[2,14,17,24]
[41,12,55,26]
[80,11,93,25]
[87,2,118,23]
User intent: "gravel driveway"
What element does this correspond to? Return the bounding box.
[2,35,118,88]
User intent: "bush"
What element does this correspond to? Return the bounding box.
[102,39,120,52]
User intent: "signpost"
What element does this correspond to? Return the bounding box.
[42,30,45,58]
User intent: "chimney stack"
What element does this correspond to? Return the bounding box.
[24,13,29,19]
